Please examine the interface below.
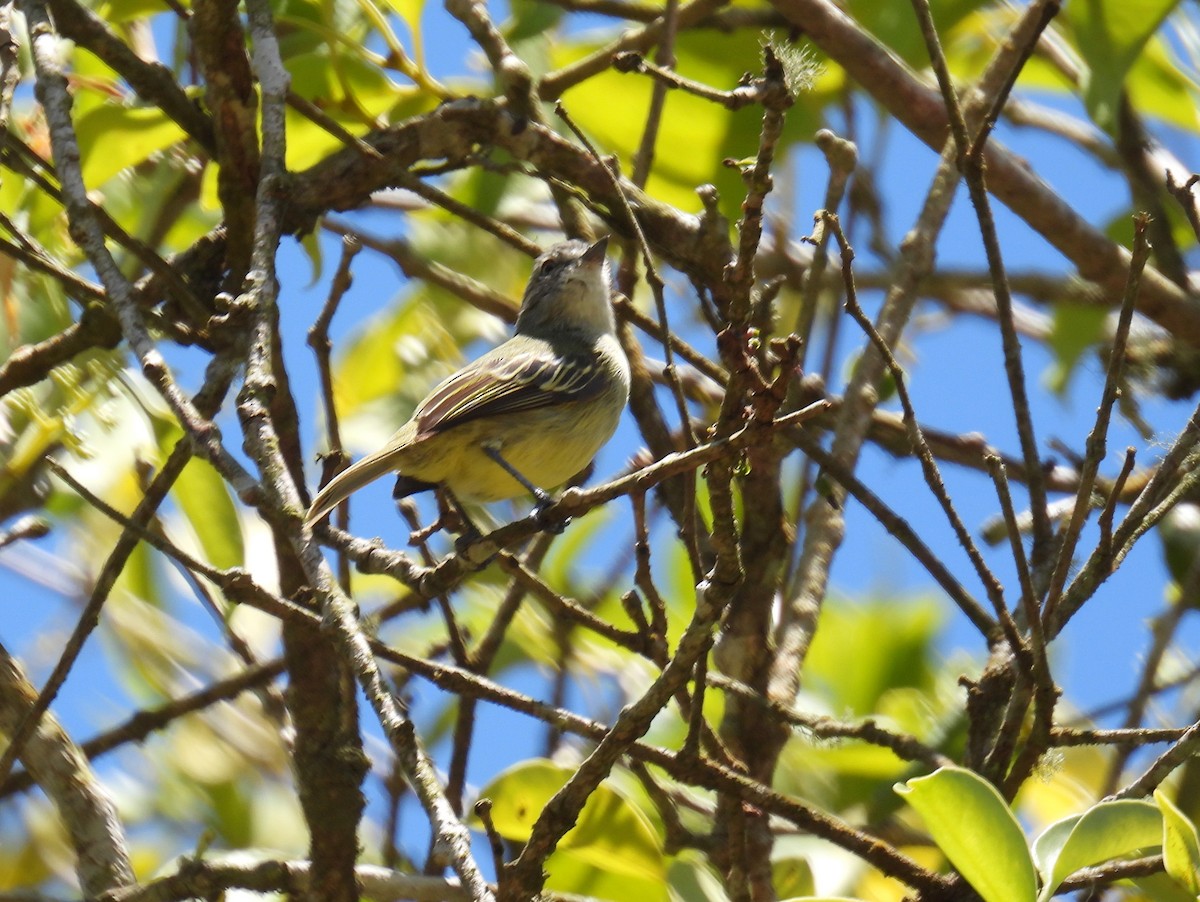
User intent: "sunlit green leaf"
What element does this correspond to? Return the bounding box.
[896,766,1036,902]
[847,0,988,68]
[297,231,324,287]
[330,298,454,431]
[803,598,940,716]
[552,29,825,220]
[667,852,728,902]
[377,0,424,38]
[772,857,815,898]
[1157,789,1200,894]
[1031,799,1161,900]
[174,456,244,572]
[1124,37,1200,132]
[1129,873,1200,902]
[541,506,614,592]
[284,51,429,170]
[94,0,175,22]
[1045,303,1106,395]
[475,759,666,899]
[74,104,187,186]
[1066,0,1182,132]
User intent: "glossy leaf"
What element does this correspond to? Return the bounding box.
[896,766,1036,902]
[1031,799,1161,900]
[1157,790,1200,894]
[475,759,666,899]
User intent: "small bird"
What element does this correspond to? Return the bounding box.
[305,237,630,527]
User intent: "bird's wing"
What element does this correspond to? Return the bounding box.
[413,348,606,437]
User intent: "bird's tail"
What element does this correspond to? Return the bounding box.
[305,448,401,526]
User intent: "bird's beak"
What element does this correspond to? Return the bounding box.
[581,236,609,266]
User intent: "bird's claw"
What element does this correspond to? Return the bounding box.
[533,495,568,534]
[454,528,491,557]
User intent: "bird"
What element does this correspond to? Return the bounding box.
[304,236,630,528]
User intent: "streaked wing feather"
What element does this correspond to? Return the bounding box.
[414,352,603,437]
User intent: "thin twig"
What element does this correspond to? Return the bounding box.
[829,210,1005,640]
[307,235,362,589]
[1097,447,1137,558]
[614,49,784,111]
[537,0,728,100]
[553,100,696,450]
[910,0,1060,579]
[982,456,1037,644]
[1166,172,1200,244]
[788,429,994,637]
[627,0,678,187]
[0,659,285,799]
[1042,213,1150,623]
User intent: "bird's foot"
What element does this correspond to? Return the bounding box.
[532,491,568,534]
[453,520,487,555]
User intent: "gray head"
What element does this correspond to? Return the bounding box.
[515,237,614,338]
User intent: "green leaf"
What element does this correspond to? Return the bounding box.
[803,598,940,716]
[1124,36,1200,132]
[848,0,988,68]
[1066,0,1182,133]
[1157,789,1200,894]
[1030,816,1075,884]
[378,0,424,36]
[174,456,245,572]
[1129,873,1200,902]
[1045,303,1107,395]
[475,760,666,899]
[1031,800,1161,900]
[506,0,564,43]
[551,29,823,220]
[772,857,815,897]
[667,852,727,902]
[74,104,187,187]
[283,50,425,170]
[94,0,173,23]
[298,230,324,287]
[895,766,1036,902]
[330,295,459,431]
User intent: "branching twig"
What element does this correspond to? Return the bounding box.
[828,211,1006,642]
[1043,214,1150,623]
[910,0,1060,579]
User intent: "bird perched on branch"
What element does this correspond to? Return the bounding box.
[305,237,629,528]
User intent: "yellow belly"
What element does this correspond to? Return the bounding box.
[394,400,622,502]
